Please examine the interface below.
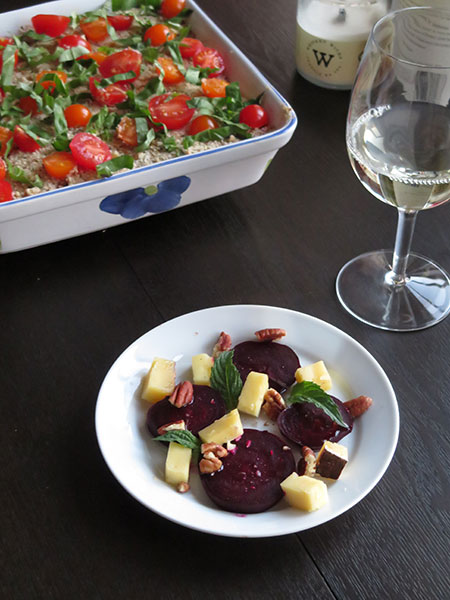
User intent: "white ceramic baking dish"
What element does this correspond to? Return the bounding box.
[0,0,297,253]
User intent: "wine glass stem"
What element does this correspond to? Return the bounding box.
[388,209,418,286]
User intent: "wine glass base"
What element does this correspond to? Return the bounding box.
[336,250,450,332]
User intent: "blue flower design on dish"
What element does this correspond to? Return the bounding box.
[99,175,191,219]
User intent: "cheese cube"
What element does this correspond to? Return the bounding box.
[295,360,332,391]
[141,357,176,403]
[192,353,213,385]
[280,473,328,512]
[316,441,348,480]
[237,371,269,417]
[165,442,192,486]
[198,409,244,444]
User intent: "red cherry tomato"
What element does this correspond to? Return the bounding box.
[58,34,91,51]
[179,37,203,59]
[64,104,92,128]
[107,15,134,30]
[99,48,142,83]
[193,47,225,77]
[0,157,6,180]
[18,96,39,116]
[0,180,13,203]
[69,132,111,171]
[116,116,138,147]
[0,127,13,156]
[89,76,129,106]
[31,14,70,37]
[143,24,175,46]
[239,104,269,128]
[157,56,185,84]
[80,18,108,43]
[161,0,186,19]
[148,93,195,130]
[187,115,219,135]
[43,152,77,179]
[14,125,40,153]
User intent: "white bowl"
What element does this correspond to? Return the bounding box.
[0,0,297,253]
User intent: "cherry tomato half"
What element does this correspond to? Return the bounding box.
[161,0,186,19]
[31,14,70,37]
[201,77,228,98]
[193,47,225,77]
[0,126,13,156]
[80,18,108,43]
[18,96,39,116]
[187,115,218,135]
[14,125,40,153]
[107,15,134,31]
[116,116,138,147]
[239,104,269,128]
[179,37,203,59]
[43,152,77,179]
[64,104,92,128]
[143,24,174,46]
[58,34,92,51]
[89,76,129,106]
[99,48,142,84]
[148,93,195,130]
[35,70,68,92]
[157,56,185,84]
[0,180,13,203]
[69,132,111,171]
[0,157,6,180]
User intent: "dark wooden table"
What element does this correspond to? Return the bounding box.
[2,1,449,599]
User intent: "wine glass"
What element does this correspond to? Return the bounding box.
[336,6,450,331]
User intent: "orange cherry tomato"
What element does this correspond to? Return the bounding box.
[0,126,13,156]
[143,24,175,46]
[179,37,203,59]
[80,51,107,65]
[201,77,228,98]
[107,15,134,31]
[0,157,6,179]
[80,18,109,43]
[161,0,186,19]
[69,132,112,171]
[89,76,129,106]
[13,125,40,153]
[31,14,70,37]
[157,56,184,84]
[64,104,92,128]
[18,96,39,116]
[187,114,219,135]
[43,151,77,179]
[99,48,142,83]
[36,70,68,92]
[0,180,13,203]
[116,116,138,147]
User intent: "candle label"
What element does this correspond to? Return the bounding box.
[296,23,366,87]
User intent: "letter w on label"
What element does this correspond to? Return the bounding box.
[312,50,334,67]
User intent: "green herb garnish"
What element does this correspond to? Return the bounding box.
[96,155,134,177]
[286,381,349,429]
[153,429,201,458]
[210,350,243,411]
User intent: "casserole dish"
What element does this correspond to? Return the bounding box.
[0,0,297,253]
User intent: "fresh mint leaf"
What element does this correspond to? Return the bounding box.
[286,381,349,429]
[153,429,201,457]
[210,350,243,411]
[96,155,134,177]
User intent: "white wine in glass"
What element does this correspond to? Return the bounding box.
[336,6,450,331]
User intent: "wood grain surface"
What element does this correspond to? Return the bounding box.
[1,1,449,599]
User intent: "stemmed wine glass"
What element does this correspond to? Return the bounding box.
[336,6,450,331]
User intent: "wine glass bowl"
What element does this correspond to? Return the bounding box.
[336,6,450,331]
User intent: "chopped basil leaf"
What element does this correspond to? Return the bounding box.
[97,71,136,88]
[6,159,43,188]
[183,123,250,149]
[0,45,17,87]
[96,155,134,177]
[58,46,90,63]
[111,0,138,9]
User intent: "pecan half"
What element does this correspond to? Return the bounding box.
[255,328,286,342]
[298,446,316,476]
[176,482,190,493]
[201,442,228,458]
[199,455,223,474]
[168,381,194,408]
[344,395,373,418]
[156,420,186,435]
[262,388,286,420]
[212,331,232,358]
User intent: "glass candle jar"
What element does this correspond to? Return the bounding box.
[296,0,388,89]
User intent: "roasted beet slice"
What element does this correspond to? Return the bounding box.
[146,385,226,436]
[232,341,300,392]
[278,398,353,451]
[200,428,295,514]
